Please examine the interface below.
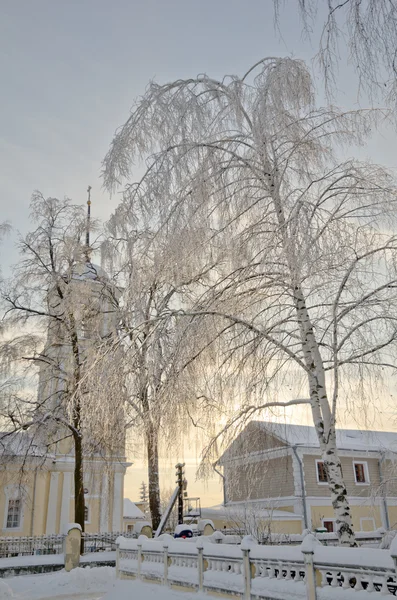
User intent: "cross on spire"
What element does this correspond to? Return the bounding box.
[85,185,92,260]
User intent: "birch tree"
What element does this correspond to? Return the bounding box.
[103,193,222,530]
[274,0,397,107]
[103,58,397,545]
[0,192,123,545]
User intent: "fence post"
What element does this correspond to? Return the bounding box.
[137,542,143,580]
[163,544,169,585]
[301,535,318,600]
[115,536,122,578]
[63,524,81,572]
[242,548,251,600]
[390,534,397,580]
[197,539,204,592]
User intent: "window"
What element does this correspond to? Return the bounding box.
[323,519,335,533]
[360,517,376,532]
[84,506,89,523]
[353,461,369,484]
[316,460,328,483]
[6,499,21,529]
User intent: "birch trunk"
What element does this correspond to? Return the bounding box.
[269,171,357,546]
[295,277,356,545]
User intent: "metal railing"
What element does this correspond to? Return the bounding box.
[0,530,137,558]
[82,531,135,552]
[0,535,65,558]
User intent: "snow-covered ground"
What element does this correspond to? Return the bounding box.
[0,566,204,600]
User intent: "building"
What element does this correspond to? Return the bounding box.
[217,421,397,534]
[0,200,130,536]
[123,498,146,532]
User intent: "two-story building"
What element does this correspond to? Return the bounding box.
[217,421,397,533]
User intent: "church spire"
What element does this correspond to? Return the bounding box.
[85,185,92,260]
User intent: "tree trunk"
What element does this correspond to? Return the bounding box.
[322,432,357,546]
[146,425,161,532]
[268,170,356,545]
[69,318,85,553]
[73,431,85,554]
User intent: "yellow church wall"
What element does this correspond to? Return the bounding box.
[32,471,51,536]
[270,519,302,534]
[0,468,52,536]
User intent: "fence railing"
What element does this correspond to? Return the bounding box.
[0,535,65,558]
[0,531,136,558]
[116,534,397,599]
[82,531,135,553]
[220,528,383,546]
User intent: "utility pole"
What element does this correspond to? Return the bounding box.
[175,463,186,525]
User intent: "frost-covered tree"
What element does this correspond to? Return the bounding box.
[103,193,220,530]
[103,58,397,545]
[0,193,124,544]
[274,0,397,106]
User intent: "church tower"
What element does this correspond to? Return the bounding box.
[34,189,128,535]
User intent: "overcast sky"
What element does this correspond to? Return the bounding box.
[1,0,396,505]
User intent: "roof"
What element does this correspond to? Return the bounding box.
[253,421,397,453]
[123,498,145,520]
[201,504,301,521]
[72,262,109,281]
[0,431,48,458]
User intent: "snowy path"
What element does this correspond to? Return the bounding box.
[0,567,206,600]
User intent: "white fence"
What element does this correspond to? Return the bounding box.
[116,534,397,599]
[222,528,383,547]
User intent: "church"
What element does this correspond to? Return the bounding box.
[0,195,130,536]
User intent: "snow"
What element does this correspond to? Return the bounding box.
[253,421,397,452]
[0,567,207,600]
[201,504,301,521]
[0,555,64,569]
[72,262,109,281]
[0,552,115,572]
[123,498,145,519]
[2,566,115,599]
[0,432,48,457]
[64,522,81,533]
[313,545,394,570]
[196,519,214,533]
[133,522,151,535]
[174,525,193,536]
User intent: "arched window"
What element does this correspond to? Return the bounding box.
[84,506,89,523]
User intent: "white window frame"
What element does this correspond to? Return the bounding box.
[315,459,329,485]
[353,461,370,485]
[322,518,336,533]
[360,517,376,532]
[3,486,25,533]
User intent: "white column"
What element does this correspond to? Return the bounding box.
[100,474,109,533]
[112,472,123,532]
[60,472,73,531]
[46,472,59,534]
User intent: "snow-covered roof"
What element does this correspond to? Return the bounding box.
[72,262,109,281]
[254,421,397,453]
[123,498,145,520]
[201,504,301,521]
[0,431,48,457]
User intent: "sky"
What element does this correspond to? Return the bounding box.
[1,0,397,506]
